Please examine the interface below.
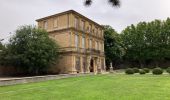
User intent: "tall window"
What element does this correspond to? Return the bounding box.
[75,57,80,73]
[81,20,85,31]
[74,17,79,29]
[98,29,101,37]
[97,42,99,50]
[102,43,104,51]
[89,24,92,32]
[54,17,58,28]
[44,21,48,30]
[75,35,79,48]
[95,41,97,50]
[99,42,101,51]
[89,39,92,49]
[95,27,98,36]
[82,37,85,49]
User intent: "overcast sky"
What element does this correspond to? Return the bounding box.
[1,0,170,41]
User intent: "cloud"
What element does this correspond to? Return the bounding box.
[1,0,170,41]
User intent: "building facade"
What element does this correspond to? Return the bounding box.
[36,10,105,74]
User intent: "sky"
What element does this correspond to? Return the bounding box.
[1,0,170,41]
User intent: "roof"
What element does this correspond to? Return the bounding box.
[36,10,103,29]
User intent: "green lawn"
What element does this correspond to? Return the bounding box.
[0,74,170,100]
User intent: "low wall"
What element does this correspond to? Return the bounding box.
[0,73,93,86]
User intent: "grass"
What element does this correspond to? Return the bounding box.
[0,74,170,100]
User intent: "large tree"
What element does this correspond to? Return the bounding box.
[0,42,4,50]
[121,22,148,68]
[121,19,170,68]
[0,25,60,75]
[104,25,124,69]
[84,0,120,7]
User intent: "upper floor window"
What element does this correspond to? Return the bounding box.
[102,42,104,51]
[54,17,58,28]
[101,31,103,37]
[98,29,101,37]
[75,34,79,48]
[74,17,79,29]
[89,24,92,33]
[44,21,48,30]
[82,37,85,49]
[95,27,98,36]
[92,29,95,35]
[89,39,92,49]
[95,41,98,50]
[81,20,85,31]
[97,42,99,50]
[99,42,101,51]
[86,26,89,32]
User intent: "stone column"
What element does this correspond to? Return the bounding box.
[80,57,83,73]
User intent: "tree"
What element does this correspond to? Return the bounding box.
[121,22,148,68]
[121,19,170,68]
[0,25,60,75]
[104,25,124,69]
[0,42,4,50]
[84,0,120,7]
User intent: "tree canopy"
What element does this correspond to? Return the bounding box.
[121,18,170,68]
[104,25,124,69]
[0,25,60,75]
[0,42,4,50]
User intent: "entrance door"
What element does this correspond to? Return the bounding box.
[90,59,94,72]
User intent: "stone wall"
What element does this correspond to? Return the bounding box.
[0,73,93,86]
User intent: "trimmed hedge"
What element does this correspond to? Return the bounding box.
[125,68,134,74]
[133,68,139,73]
[143,68,150,73]
[139,69,146,74]
[152,68,163,75]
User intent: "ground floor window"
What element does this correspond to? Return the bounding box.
[82,57,86,73]
[75,57,80,73]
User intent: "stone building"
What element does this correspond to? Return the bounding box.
[36,10,105,74]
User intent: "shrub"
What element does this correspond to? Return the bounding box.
[152,68,163,75]
[143,68,150,73]
[139,69,146,74]
[133,68,139,73]
[166,67,170,74]
[125,68,134,74]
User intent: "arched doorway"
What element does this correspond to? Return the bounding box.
[90,59,94,72]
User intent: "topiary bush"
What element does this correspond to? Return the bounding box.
[166,67,170,74]
[143,68,150,73]
[152,68,163,75]
[125,68,134,75]
[133,68,139,73]
[139,69,146,75]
